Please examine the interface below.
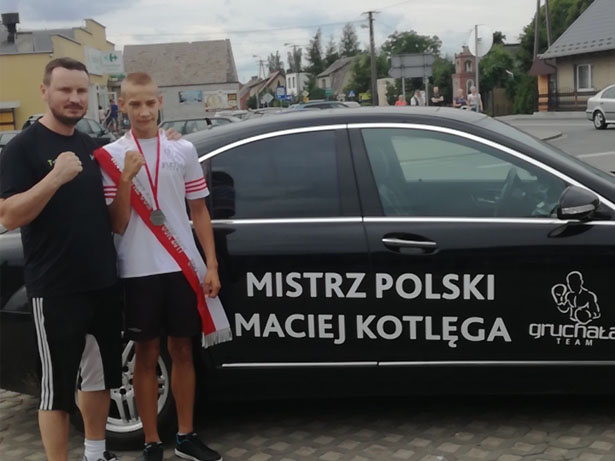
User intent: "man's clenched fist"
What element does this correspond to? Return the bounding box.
[121,150,145,181]
[51,151,82,186]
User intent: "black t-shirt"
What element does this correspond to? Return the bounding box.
[0,121,117,297]
[431,93,445,107]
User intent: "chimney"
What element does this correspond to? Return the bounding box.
[2,12,19,44]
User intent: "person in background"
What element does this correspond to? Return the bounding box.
[394,95,407,106]
[98,105,106,124]
[108,99,119,132]
[410,89,424,106]
[431,86,445,106]
[453,88,467,108]
[467,85,483,112]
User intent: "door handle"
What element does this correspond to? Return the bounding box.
[381,237,438,249]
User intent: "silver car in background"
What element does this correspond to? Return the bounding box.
[586,84,615,129]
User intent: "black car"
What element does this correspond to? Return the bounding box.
[159,116,241,135]
[3,107,615,446]
[22,114,116,147]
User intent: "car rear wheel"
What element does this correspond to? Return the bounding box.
[593,111,607,129]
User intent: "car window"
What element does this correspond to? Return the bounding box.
[88,119,103,134]
[185,119,209,133]
[361,128,567,218]
[210,118,231,126]
[160,121,187,134]
[76,119,92,134]
[478,116,615,186]
[209,131,340,219]
[603,87,615,99]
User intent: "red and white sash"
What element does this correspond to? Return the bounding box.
[94,140,232,348]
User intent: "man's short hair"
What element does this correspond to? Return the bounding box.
[121,72,156,96]
[43,57,88,86]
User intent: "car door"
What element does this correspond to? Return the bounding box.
[199,127,373,369]
[349,124,615,369]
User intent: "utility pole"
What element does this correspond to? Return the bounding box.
[363,11,379,106]
[544,0,552,48]
[253,54,266,109]
[533,0,540,58]
[475,24,480,96]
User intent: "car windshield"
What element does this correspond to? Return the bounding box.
[476,117,615,186]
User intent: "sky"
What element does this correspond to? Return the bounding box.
[3,0,540,83]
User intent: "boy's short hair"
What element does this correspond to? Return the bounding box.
[121,72,157,96]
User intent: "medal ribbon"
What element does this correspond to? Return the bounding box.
[131,130,161,210]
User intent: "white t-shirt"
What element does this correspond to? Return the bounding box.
[468,92,482,111]
[101,131,209,278]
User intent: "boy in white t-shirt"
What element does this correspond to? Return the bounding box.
[101,72,221,461]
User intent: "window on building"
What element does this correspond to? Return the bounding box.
[465,60,472,73]
[576,64,593,91]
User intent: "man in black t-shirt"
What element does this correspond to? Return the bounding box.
[0,58,121,461]
[431,86,445,107]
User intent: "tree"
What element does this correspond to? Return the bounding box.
[267,51,284,74]
[324,35,339,68]
[513,0,594,113]
[479,45,514,96]
[305,28,325,76]
[370,30,451,104]
[287,47,303,73]
[380,30,441,57]
[344,52,389,98]
[432,57,455,102]
[493,31,506,45]
[339,23,361,57]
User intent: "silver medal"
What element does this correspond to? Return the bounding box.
[149,209,166,226]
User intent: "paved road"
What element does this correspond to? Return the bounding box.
[2,389,615,461]
[2,112,615,461]
[503,114,615,172]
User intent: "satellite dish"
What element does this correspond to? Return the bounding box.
[468,25,493,57]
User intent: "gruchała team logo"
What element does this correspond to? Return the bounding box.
[551,271,600,326]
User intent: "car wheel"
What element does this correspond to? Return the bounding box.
[593,111,606,129]
[72,340,175,450]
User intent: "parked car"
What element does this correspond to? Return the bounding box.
[586,84,615,129]
[21,114,116,146]
[4,107,615,446]
[290,100,351,110]
[0,130,20,153]
[159,116,241,135]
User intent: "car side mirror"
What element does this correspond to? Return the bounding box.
[211,171,235,219]
[557,186,599,221]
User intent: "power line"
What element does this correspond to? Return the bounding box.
[111,19,366,38]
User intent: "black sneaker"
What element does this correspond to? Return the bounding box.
[175,433,222,461]
[142,442,164,461]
